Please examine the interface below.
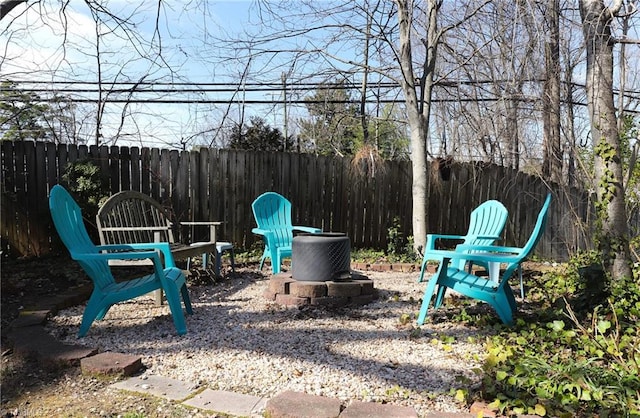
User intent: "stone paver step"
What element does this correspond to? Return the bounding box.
[111,374,196,401]
[183,389,267,417]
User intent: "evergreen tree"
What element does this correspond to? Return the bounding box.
[228,117,294,152]
[0,81,76,143]
[298,82,360,157]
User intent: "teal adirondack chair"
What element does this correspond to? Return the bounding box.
[417,193,552,325]
[49,185,193,337]
[418,200,508,283]
[251,192,322,274]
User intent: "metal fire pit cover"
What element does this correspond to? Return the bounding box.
[292,232,351,281]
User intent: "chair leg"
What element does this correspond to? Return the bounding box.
[78,293,106,337]
[180,284,193,315]
[95,304,112,321]
[417,259,428,282]
[215,251,222,277]
[518,265,525,299]
[504,284,518,313]
[229,248,236,272]
[78,314,96,338]
[273,251,282,274]
[154,289,164,306]
[491,290,514,325]
[259,251,267,271]
[434,284,448,309]
[202,252,208,269]
[417,266,445,325]
[165,289,187,335]
[162,270,189,335]
[214,246,236,276]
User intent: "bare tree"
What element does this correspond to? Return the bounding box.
[432,1,543,169]
[542,0,563,183]
[578,0,633,279]
[3,0,639,260]
[231,0,495,253]
[394,0,438,252]
[1,1,203,148]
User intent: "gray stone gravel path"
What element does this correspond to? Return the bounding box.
[6,267,502,417]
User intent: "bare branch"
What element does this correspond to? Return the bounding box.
[0,0,26,20]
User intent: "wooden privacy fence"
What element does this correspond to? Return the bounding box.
[2,140,595,260]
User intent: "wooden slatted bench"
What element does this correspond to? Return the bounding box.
[96,190,218,265]
[96,191,225,303]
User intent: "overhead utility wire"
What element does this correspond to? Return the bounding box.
[0,97,542,104]
[6,79,546,86]
[4,79,639,98]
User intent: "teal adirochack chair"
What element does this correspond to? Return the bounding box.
[418,199,508,283]
[251,192,322,274]
[417,193,552,326]
[49,185,193,337]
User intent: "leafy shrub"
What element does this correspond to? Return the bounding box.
[482,317,639,416]
[386,217,418,263]
[479,259,640,416]
[608,265,640,325]
[61,160,108,208]
[61,160,109,237]
[350,248,386,263]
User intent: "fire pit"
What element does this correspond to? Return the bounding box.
[263,232,377,308]
[292,232,351,281]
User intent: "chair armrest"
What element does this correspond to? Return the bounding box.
[424,249,521,265]
[75,249,160,262]
[252,227,269,236]
[252,228,276,245]
[293,226,322,233]
[95,242,176,268]
[425,234,465,251]
[455,244,522,254]
[180,221,223,243]
[97,226,170,232]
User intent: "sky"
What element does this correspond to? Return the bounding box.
[1,0,307,149]
[2,1,639,152]
[1,1,260,81]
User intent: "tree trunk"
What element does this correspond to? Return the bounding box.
[505,88,520,171]
[564,56,578,186]
[578,0,632,280]
[542,0,562,184]
[360,13,371,146]
[395,0,440,254]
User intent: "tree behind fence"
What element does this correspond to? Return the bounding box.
[2,140,595,260]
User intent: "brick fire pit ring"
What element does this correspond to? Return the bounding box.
[264,232,377,308]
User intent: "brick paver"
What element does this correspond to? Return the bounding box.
[265,391,342,418]
[81,351,142,376]
[340,400,418,418]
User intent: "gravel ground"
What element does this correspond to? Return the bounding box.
[40,267,489,416]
